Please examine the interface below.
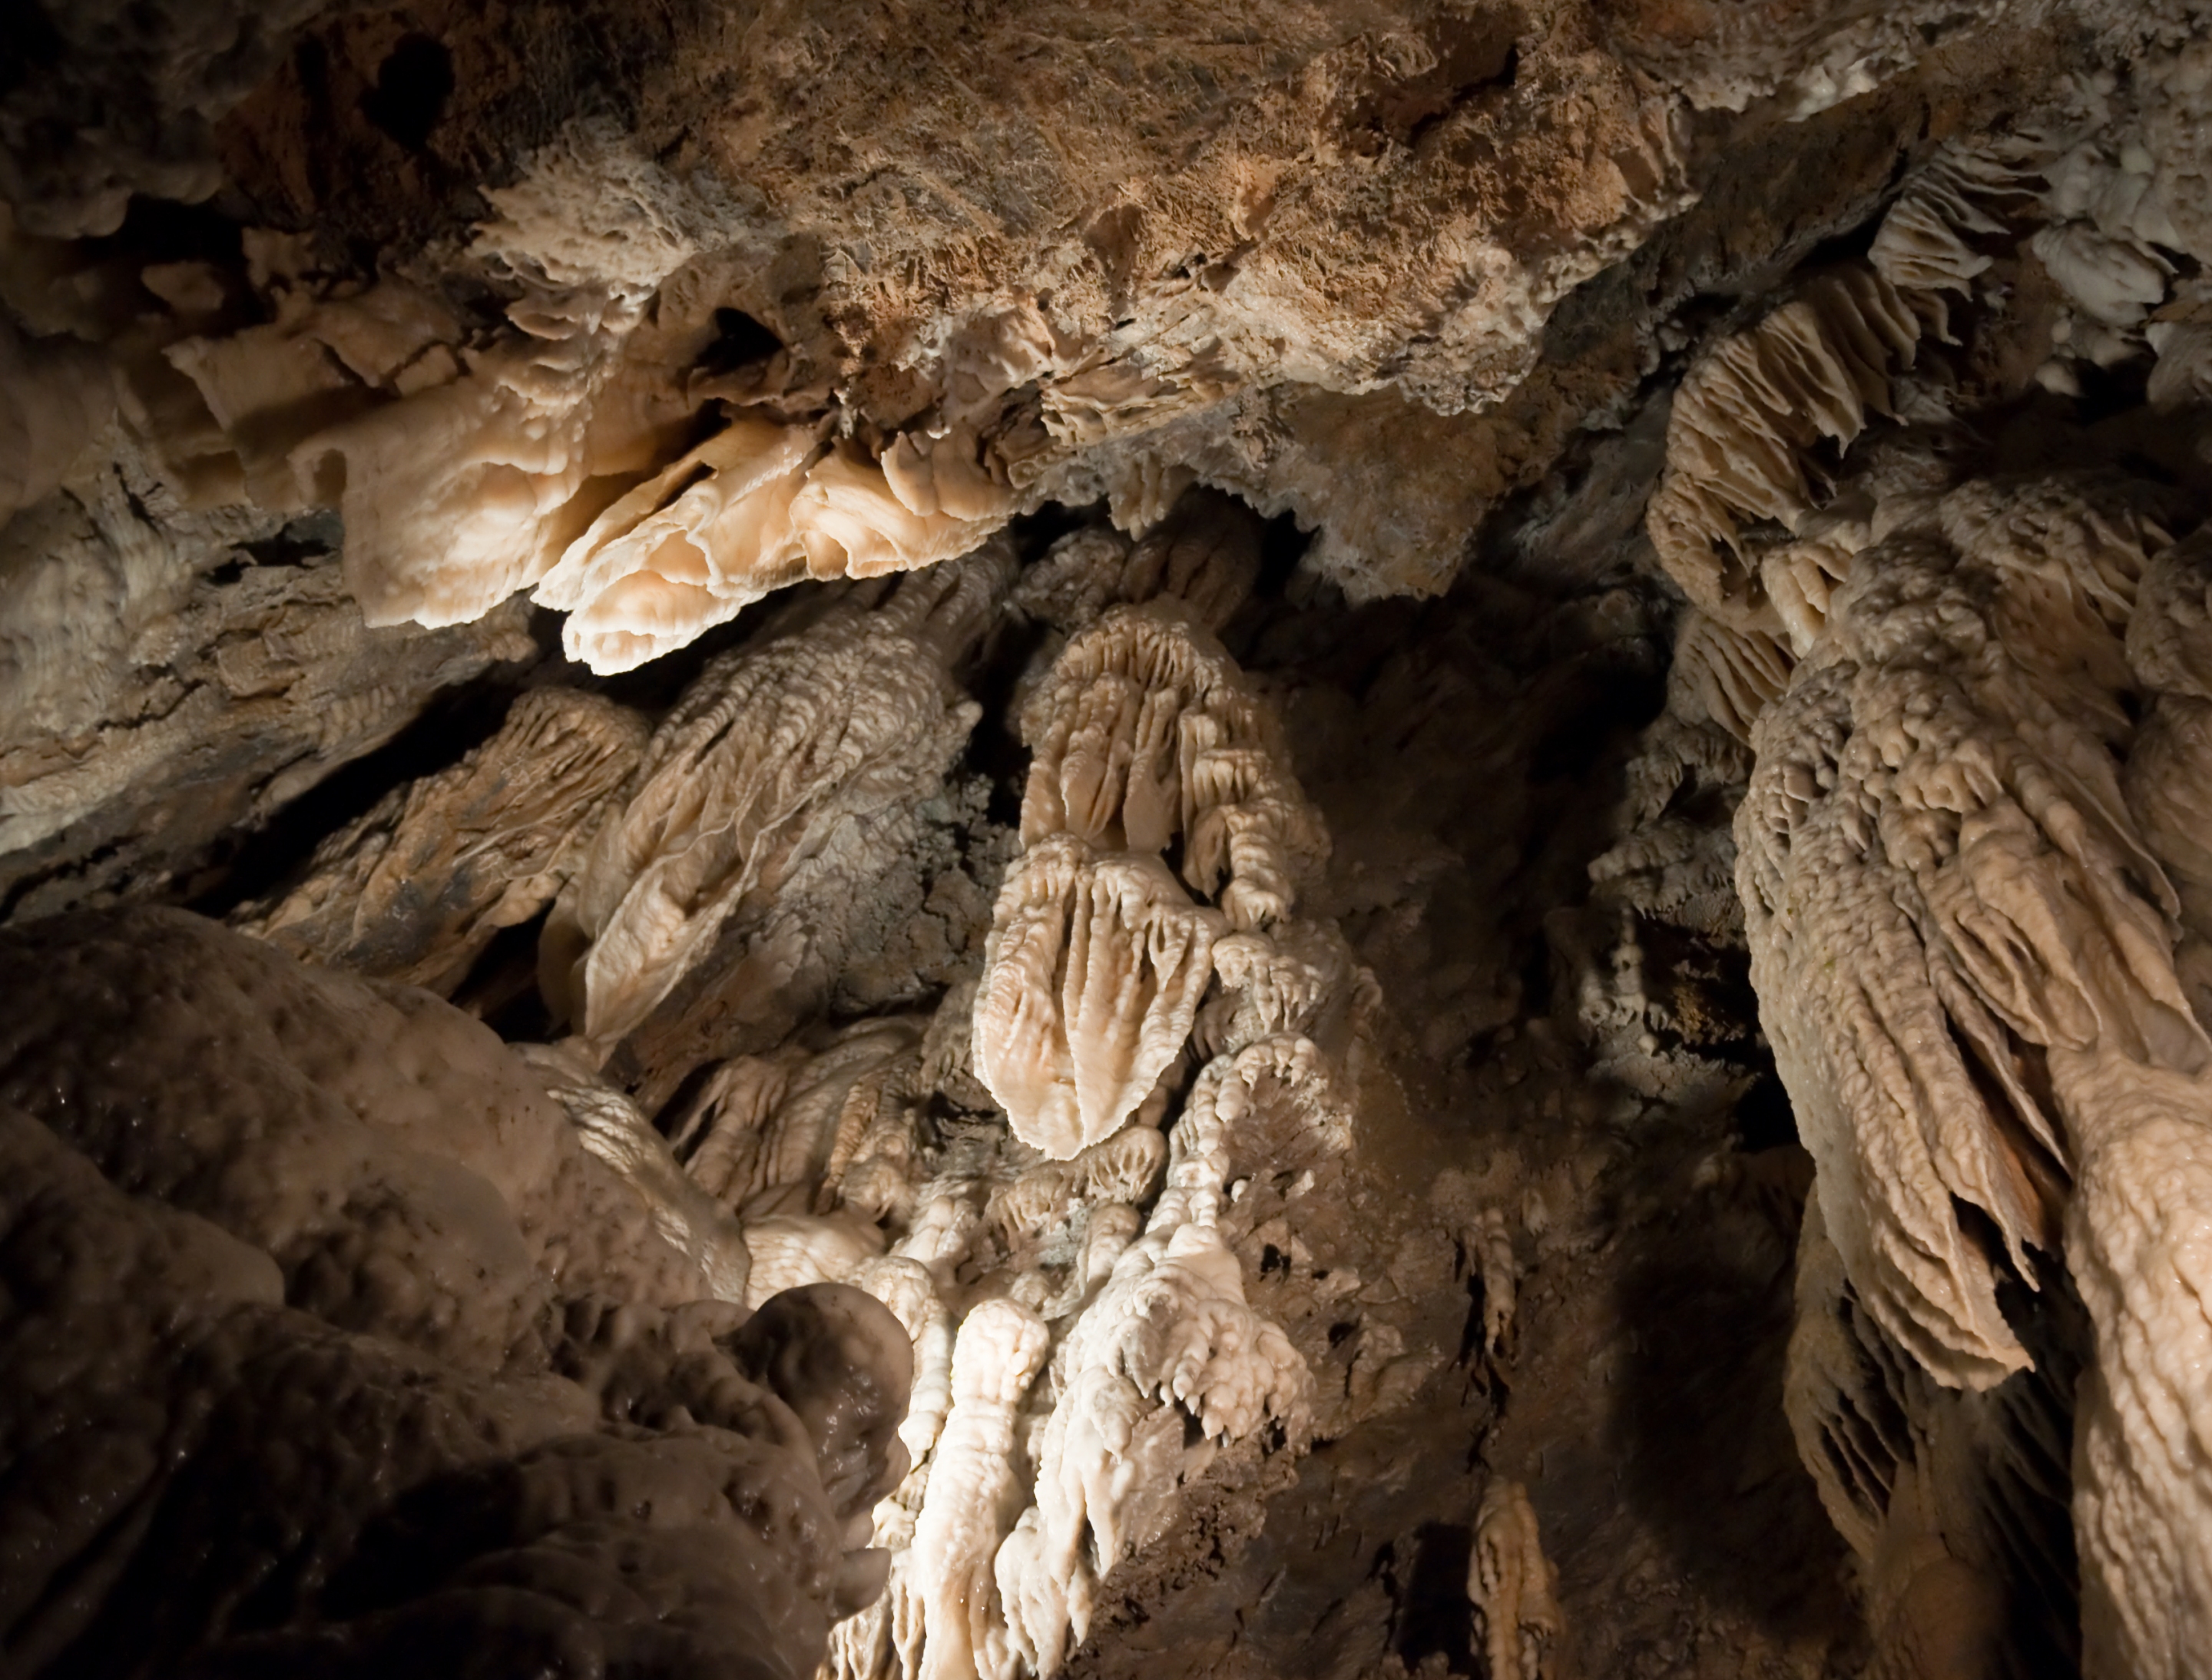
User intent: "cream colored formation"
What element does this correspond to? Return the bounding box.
[973,601,1330,1157]
[0,136,1022,678]
[250,505,1379,1680]
[731,588,1359,1680]
[1634,45,2212,1680]
[12,4,2212,1674]
[0,0,1708,680]
[1467,1479,1563,1680]
[972,834,1225,1161]
[237,687,648,992]
[539,554,1001,1053]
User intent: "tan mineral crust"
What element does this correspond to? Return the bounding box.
[7,2,2212,1678]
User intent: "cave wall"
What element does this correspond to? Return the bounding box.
[7,2,2212,1678]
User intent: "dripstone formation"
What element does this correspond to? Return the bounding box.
[6,2,2212,1677]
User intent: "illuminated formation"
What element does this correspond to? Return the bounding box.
[6,8,2212,1680]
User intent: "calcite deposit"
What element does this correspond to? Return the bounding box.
[0,907,909,1678]
[8,1,2212,1678]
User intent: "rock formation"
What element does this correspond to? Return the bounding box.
[8,2,2212,1678]
[0,907,909,1678]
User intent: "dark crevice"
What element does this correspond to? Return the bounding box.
[699,307,784,373]
[362,35,455,151]
[1734,1070,1799,1154]
[187,681,531,920]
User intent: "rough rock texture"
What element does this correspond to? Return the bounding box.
[0,449,535,919]
[10,2,2212,1678]
[234,685,647,993]
[0,906,911,1678]
[538,557,996,1057]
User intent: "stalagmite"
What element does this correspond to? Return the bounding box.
[909,1299,1051,1680]
[971,833,1224,1158]
[991,1035,1320,1678]
[849,1254,959,1480]
[1466,1480,1561,1680]
[806,535,1350,1680]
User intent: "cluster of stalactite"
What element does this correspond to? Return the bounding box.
[1632,48,2212,1678]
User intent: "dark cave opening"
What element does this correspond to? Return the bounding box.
[362,35,456,152]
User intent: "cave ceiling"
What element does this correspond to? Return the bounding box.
[5,2,2212,1678]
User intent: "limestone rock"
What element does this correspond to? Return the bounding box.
[0,906,910,1678]
[236,688,647,994]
